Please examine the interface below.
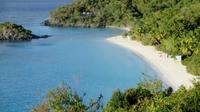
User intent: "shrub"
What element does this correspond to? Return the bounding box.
[183,55,200,76]
[32,84,103,112]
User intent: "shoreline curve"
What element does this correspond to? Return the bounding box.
[107,34,195,90]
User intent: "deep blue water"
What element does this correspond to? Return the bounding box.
[0,0,157,112]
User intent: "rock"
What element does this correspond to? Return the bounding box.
[0,22,49,41]
[41,20,51,26]
[31,34,51,39]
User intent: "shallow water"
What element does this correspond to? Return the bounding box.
[0,0,157,112]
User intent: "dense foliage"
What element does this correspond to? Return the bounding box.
[33,80,200,112]
[0,22,32,41]
[104,80,200,112]
[47,0,200,75]
[45,0,141,27]
[32,83,103,112]
[128,0,200,76]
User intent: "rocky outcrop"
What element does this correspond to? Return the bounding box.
[0,22,50,41]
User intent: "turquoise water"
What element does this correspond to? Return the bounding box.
[0,0,157,112]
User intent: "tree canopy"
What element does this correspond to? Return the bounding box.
[32,80,200,112]
[46,0,142,27]
[47,0,200,76]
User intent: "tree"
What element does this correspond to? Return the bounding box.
[32,83,103,112]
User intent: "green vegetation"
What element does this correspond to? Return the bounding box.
[0,22,49,41]
[32,83,103,112]
[0,22,32,41]
[104,80,200,112]
[128,0,200,76]
[32,80,200,112]
[47,0,200,76]
[44,0,142,27]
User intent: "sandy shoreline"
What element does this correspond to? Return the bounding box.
[107,35,195,90]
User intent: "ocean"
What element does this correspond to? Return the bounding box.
[0,0,157,111]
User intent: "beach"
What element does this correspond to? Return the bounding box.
[107,35,195,90]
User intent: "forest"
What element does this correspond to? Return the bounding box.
[31,1,200,111]
[47,0,200,76]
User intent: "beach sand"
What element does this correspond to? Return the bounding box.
[107,35,195,90]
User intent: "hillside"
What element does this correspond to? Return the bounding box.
[45,0,200,76]
[43,0,141,27]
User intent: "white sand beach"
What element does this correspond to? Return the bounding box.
[107,35,195,90]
